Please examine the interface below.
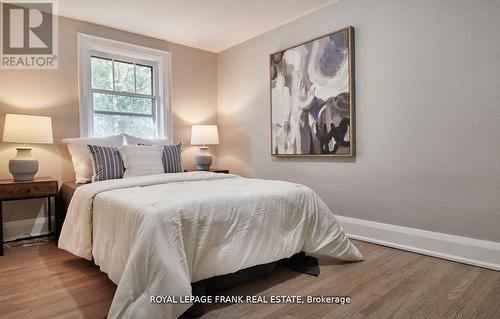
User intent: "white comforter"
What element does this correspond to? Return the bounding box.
[59,172,362,319]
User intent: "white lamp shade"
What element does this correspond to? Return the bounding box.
[2,114,54,144]
[191,125,219,145]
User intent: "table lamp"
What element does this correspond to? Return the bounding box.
[191,125,219,171]
[2,114,54,181]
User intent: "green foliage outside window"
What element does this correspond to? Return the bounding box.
[91,56,155,138]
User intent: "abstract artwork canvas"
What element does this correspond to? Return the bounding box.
[270,26,355,156]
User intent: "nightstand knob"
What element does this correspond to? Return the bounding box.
[26,188,32,193]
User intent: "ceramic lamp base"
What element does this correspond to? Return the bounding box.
[9,147,38,181]
[195,147,213,171]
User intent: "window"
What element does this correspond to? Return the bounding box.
[91,57,156,138]
[78,33,172,139]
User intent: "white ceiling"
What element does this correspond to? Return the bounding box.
[59,0,338,52]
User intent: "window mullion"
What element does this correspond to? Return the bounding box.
[133,63,137,94]
[92,88,157,99]
[112,59,116,91]
[152,99,156,117]
[94,109,153,118]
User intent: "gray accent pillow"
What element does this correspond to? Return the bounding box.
[88,145,125,182]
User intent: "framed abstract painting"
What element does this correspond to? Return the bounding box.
[270,26,355,157]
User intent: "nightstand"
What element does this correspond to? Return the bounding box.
[184,168,229,174]
[0,177,58,256]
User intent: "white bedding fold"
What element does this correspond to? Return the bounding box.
[58,172,362,318]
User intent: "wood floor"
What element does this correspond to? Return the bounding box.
[0,239,499,319]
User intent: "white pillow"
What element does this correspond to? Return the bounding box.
[63,135,124,183]
[123,133,168,145]
[119,144,164,178]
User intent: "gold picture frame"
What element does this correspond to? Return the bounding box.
[270,26,355,157]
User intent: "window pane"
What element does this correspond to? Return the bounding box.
[91,57,113,90]
[93,93,153,115]
[94,113,155,138]
[114,60,135,93]
[136,64,152,95]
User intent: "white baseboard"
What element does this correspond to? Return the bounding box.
[335,215,500,271]
[3,217,52,242]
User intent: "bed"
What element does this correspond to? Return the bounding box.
[56,180,279,317]
[58,172,363,319]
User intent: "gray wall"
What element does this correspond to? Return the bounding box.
[0,16,218,226]
[217,0,500,242]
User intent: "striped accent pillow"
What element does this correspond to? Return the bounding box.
[88,145,125,182]
[162,143,183,173]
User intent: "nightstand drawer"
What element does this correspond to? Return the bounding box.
[0,181,58,200]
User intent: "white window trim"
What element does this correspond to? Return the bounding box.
[77,33,173,139]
